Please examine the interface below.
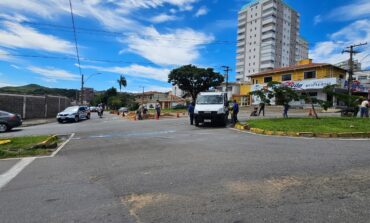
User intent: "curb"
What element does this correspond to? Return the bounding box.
[236,126,370,139]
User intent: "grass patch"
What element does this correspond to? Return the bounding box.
[0,135,57,159]
[246,118,370,134]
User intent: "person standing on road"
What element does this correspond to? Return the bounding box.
[360,99,369,118]
[258,102,265,116]
[283,103,290,118]
[232,100,239,124]
[155,100,161,118]
[188,102,195,125]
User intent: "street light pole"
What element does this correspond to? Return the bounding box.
[80,72,102,105]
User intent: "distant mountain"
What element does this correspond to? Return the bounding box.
[0,84,78,99]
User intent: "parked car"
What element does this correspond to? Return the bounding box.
[118,107,129,113]
[89,106,98,112]
[57,106,90,123]
[0,110,22,132]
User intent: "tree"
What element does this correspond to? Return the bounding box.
[250,82,299,118]
[117,75,127,92]
[168,65,224,101]
[107,96,122,110]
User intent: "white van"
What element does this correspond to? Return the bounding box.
[194,92,229,127]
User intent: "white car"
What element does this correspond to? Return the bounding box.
[57,106,90,123]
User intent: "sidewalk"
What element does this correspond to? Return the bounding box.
[22,118,56,127]
[238,106,341,122]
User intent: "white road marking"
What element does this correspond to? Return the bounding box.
[0,157,35,190]
[50,133,75,157]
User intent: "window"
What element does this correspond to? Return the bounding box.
[264,76,273,83]
[304,71,316,79]
[281,74,292,81]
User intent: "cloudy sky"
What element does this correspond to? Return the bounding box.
[0,0,369,91]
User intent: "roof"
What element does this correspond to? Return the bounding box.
[250,63,345,77]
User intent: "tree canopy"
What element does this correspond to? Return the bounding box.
[168,65,224,101]
[117,75,127,92]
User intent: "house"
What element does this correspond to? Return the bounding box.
[134,91,186,109]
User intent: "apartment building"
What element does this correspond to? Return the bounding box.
[236,0,308,82]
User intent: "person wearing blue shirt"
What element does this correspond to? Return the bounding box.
[232,100,239,124]
[188,102,195,125]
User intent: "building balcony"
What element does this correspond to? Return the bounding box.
[237,35,245,41]
[236,67,244,72]
[237,47,245,53]
[236,54,244,60]
[260,62,275,69]
[262,25,275,33]
[262,2,277,11]
[262,32,276,40]
[262,17,276,26]
[237,41,245,47]
[236,61,245,66]
[237,27,246,34]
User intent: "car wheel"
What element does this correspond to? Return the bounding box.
[0,123,8,132]
[74,116,79,122]
[87,114,90,119]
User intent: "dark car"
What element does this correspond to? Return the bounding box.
[0,110,22,132]
[57,106,91,123]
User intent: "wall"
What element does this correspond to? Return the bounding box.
[251,66,346,84]
[0,93,70,119]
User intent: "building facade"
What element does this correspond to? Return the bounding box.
[335,59,362,72]
[239,59,348,107]
[236,0,308,82]
[134,91,186,109]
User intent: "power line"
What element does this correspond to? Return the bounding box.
[68,0,83,104]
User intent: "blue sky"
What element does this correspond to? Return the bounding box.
[0,0,369,92]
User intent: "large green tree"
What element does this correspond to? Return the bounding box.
[168,65,224,101]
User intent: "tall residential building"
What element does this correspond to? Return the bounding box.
[335,59,362,72]
[236,0,309,82]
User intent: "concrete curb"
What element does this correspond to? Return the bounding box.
[236,125,370,139]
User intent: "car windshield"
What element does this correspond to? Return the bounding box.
[197,95,223,105]
[63,107,78,113]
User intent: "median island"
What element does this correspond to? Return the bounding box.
[0,135,59,159]
[244,118,370,138]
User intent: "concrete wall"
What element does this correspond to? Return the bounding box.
[0,93,70,119]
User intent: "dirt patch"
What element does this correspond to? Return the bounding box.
[226,176,302,203]
[121,193,171,223]
[225,168,370,206]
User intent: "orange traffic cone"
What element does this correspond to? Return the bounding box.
[177,112,180,118]
[134,115,137,121]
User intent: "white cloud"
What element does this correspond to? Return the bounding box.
[10,64,21,70]
[80,64,171,82]
[195,6,208,17]
[314,15,322,25]
[145,85,172,92]
[310,19,370,69]
[0,82,20,87]
[327,0,370,21]
[122,27,214,66]
[28,66,80,81]
[150,13,179,23]
[0,21,74,54]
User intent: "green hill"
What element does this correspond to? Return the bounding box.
[0,84,78,99]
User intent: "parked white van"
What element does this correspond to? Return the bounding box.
[194,92,229,127]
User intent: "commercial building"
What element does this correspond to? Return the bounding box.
[335,60,362,72]
[236,0,308,82]
[238,59,348,107]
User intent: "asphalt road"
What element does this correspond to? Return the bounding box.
[1,113,370,222]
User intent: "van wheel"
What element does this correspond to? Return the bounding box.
[195,119,199,127]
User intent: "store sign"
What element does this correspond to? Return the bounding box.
[344,80,369,93]
[283,78,338,90]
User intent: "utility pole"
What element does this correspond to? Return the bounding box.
[342,42,367,108]
[222,66,231,98]
[141,86,145,106]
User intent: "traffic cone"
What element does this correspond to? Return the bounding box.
[177,112,180,118]
[134,115,137,121]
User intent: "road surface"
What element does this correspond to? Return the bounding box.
[1,113,370,222]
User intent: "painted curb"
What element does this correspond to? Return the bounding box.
[237,126,370,139]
